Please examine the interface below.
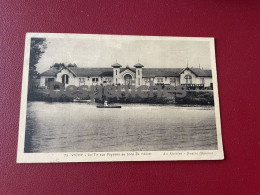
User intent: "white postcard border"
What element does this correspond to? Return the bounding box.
[17,33,224,163]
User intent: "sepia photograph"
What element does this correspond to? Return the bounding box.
[17,33,224,162]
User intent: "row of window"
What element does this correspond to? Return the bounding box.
[46,76,206,87]
[60,75,206,85]
[79,78,99,82]
[80,77,204,84]
[156,77,177,83]
[79,77,114,84]
[78,77,178,83]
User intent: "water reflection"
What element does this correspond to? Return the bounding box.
[24,102,217,153]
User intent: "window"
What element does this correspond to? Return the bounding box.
[103,78,112,84]
[157,78,163,83]
[116,78,117,84]
[144,78,150,83]
[170,77,176,83]
[62,74,69,84]
[103,78,111,84]
[184,74,192,84]
[79,78,85,83]
[92,78,99,82]
[116,70,117,75]
[138,78,140,85]
[138,70,140,75]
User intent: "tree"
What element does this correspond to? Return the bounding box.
[67,63,77,68]
[29,38,47,79]
[51,63,66,70]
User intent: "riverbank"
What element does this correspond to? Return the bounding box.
[175,90,214,105]
[27,89,214,105]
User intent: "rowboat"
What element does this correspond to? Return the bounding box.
[96,105,121,108]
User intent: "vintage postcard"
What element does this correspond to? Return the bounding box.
[17,33,224,163]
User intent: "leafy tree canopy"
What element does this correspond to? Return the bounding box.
[50,63,66,69]
[67,63,77,67]
[29,38,47,78]
[50,63,77,69]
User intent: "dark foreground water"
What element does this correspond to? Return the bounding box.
[24,102,217,153]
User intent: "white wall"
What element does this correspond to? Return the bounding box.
[56,68,76,87]
[113,68,120,85]
[203,77,212,87]
[135,68,143,86]
[101,77,113,85]
[142,78,153,86]
[73,76,113,87]
[153,77,180,86]
[180,69,200,85]
[40,76,47,87]
[180,70,212,87]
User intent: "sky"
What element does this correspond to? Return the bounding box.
[36,37,212,73]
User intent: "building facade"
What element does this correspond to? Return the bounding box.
[40,63,213,89]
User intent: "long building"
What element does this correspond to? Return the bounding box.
[40,63,213,88]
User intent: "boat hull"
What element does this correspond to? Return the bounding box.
[96,105,121,108]
[73,99,91,103]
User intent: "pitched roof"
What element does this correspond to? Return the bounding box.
[40,67,60,76]
[201,69,212,77]
[142,68,183,77]
[120,66,136,73]
[181,68,212,77]
[58,66,77,76]
[40,66,212,78]
[69,67,113,77]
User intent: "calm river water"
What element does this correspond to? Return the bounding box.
[24,102,217,153]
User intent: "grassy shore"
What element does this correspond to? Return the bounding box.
[28,89,74,102]
[27,88,214,105]
[175,90,214,105]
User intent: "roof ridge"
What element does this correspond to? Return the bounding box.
[41,66,212,77]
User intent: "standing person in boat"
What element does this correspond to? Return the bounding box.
[104,100,108,107]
